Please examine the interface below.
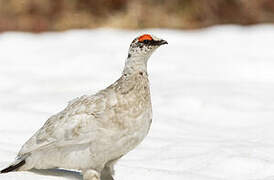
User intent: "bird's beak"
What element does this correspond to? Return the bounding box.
[155,39,168,46]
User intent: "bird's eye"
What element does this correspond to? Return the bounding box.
[143,40,150,44]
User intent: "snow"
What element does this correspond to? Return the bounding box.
[1,25,274,180]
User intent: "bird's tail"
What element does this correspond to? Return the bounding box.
[0,159,26,173]
[0,153,30,174]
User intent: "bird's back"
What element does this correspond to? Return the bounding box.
[1,34,167,179]
[18,71,152,170]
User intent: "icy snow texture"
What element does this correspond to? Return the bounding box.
[1,25,274,180]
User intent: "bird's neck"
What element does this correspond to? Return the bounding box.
[123,54,150,75]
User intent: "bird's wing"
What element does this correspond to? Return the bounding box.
[19,92,116,155]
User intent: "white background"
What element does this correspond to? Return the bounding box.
[1,25,274,180]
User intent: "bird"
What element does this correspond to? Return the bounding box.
[0,34,167,180]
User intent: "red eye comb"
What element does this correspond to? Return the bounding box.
[138,34,153,42]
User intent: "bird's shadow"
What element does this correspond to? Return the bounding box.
[30,168,82,180]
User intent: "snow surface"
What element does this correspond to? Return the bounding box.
[1,25,274,180]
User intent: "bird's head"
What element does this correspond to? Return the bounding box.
[128,34,168,59]
[123,34,167,74]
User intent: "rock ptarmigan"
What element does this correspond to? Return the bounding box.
[0,34,167,180]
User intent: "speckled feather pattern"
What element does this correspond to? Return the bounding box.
[19,71,152,171]
[4,34,167,180]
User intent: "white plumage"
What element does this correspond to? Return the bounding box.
[0,34,167,180]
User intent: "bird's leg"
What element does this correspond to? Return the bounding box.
[101,165,114,180]
[83,169,100,180]
[101,157,121,180]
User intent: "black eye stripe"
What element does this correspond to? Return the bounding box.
[143,40,150,44]
[135,39,160,47]
[142,39,156,45]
